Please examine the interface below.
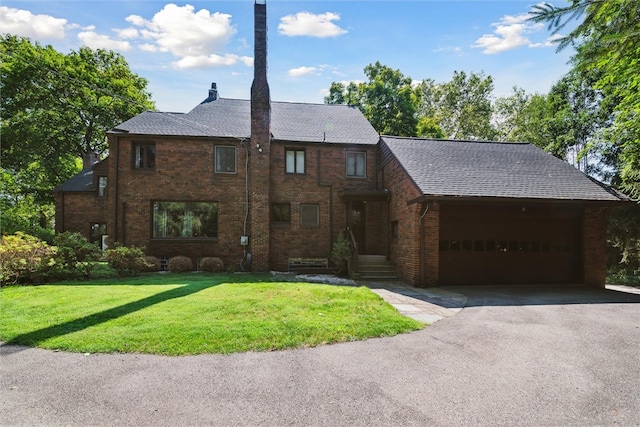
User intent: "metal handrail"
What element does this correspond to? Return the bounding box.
[345,227,358,277]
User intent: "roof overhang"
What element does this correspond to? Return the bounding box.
[407,194,630,208]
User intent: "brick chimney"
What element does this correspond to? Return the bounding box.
[82,152,100,170]
[249,1,271,271]
[201,82,218,103]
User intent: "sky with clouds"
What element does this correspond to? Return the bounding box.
[1,1,574,113]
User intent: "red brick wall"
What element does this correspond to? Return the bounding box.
[269,143,379,271]
[107,135,248,270]
[583,206,609,287]
[107,135,381,271]
[421,203,440,286]
[54,192,108,240]
[383,154,424,285]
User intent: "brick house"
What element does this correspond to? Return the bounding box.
[54,2,628,286]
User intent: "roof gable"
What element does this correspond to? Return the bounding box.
[382,136,627,202]
[112,98,380,145]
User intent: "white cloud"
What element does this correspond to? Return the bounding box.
[125,4,236,57]
[115,28,140,39]
[0,6,67,39]
[530,33,563,48]
[78,31,132,51]
[173,54,252,70]
[288,66,318,77]
[278,12,347,38]
[472,11,549,54]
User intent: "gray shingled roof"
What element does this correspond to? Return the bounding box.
[111,98,379,145]
[54,169,94,193]
[382,136,627,202]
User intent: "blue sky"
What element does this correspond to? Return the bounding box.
[1,1,574,113]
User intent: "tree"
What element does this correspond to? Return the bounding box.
[530,0,640,198]
[493,87,531,142]
[0,35,154,234]
[417,71,495,140]
[325,62,418,137]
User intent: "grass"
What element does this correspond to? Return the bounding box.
[0,273,423,355]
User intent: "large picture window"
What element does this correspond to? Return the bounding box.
[346,151,366,177]
[153,202,218,239]
[133,142,155,169]
[215,146,237,173]
[285,149,305,174]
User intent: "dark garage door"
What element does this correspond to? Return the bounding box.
[439,204,582,285]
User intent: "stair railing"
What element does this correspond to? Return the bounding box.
[345,227,358,277]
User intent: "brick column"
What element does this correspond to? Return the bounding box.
[583,206,609,287]
[249,2,271,271]
[421,203,440,287]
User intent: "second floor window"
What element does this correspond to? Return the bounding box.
[285,149,305,174]
[346,151,366,177]
[133,143,155,169]
[98,176,107,197]
[215,146,237,173]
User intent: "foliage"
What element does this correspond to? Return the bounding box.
[199,257,224,273]
[331,233,352,276]
[0,35,154,234]
[418,71,495,140]
[325,61,418,136]
[105,244,149,277]
[0,232,57,286]
[168,256,194,273]
[143,256,161,272]
[0,274,423,355]
[529,0,640,198]
[607,205,640,280]
[52,232,103,278]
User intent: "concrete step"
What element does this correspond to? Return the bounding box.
[356,255,397,280]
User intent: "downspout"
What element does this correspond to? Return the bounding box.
[113,135,119,244]
[418,202,430,286]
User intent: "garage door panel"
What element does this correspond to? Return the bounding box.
[439,205,581,285]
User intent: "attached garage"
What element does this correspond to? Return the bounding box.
[381,136,630,288]
[438,203,582,285]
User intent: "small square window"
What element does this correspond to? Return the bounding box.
[346,152,366,178]
[285,149,305,174]
[98,176,107,197]
[272,203,291,224]
[300,204,319,226]
[215,146,237,173]
[133,142,155,169]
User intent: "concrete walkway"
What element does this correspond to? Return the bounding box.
[362,281,467,324]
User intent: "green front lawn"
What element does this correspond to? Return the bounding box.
[0,273,423,355]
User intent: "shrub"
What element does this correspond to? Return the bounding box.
[105,244,149,277]
[331,232,352,276]
[168,256,193,273]
[200,257,224,272]
[0,232,57,286]
[143,256,161,272]
[53,232,102,278]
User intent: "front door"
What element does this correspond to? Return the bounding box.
[350,201,366,254]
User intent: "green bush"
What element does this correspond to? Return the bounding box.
[53,232,102,278]
[143,256,161,272]
[0,232,57,286]
[105,244,149,277]
[168,256,193,273]
[331,232,352,276]
[200,257,224,272]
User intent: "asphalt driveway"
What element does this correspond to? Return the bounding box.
[2,285,639,426]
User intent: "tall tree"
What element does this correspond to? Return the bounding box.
[530,0,640,198]
[0,35,155,235]
[325,62,418,137]
[417,71,495,140]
